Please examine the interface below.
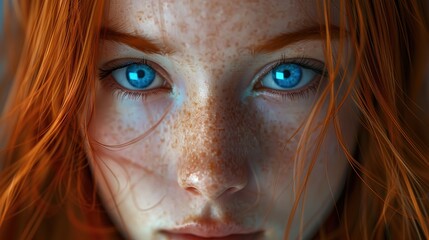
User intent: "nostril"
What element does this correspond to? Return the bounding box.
[178,167,249,200]
[184,185,244,199]
[185,187,201,196]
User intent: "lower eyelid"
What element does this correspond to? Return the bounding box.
[256,74,323,101]
[110,74,170,92]
[103,78,171,101]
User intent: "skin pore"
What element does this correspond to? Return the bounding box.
[87,0,360,239]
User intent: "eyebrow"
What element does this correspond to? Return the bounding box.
[100,27,174,55]
[251,24,342,54]
[100,24,342,55]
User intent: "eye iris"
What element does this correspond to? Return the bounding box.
[272,63,302,88]
[126,64,156,88]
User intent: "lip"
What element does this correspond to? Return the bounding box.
[161,222,264,240]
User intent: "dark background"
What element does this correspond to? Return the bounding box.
[0,1,3,33]
[0,0,3,34]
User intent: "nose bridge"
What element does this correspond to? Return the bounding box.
[174,94,253,199]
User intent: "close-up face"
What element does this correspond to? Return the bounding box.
[87,0,360,239]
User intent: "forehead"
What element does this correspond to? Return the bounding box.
[105,0,322,52]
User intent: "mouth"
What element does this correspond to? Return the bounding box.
[160,222,264,240]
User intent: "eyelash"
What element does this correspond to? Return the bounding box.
[99,59,171,101]
[98,56,326,101]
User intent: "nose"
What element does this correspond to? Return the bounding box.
[174,97,254,200]
[181,169,248,200]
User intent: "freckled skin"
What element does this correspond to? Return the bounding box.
[88,0,359,239]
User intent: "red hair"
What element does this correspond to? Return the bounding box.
[0,0,429,239]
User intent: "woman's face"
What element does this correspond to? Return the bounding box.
[88,0,359,239]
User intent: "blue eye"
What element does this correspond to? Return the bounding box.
[126,64,155,88]
[272,63,301,88]
[110,63,165,91]
[260,62,319,91]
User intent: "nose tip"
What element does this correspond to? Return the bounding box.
[180,173,248,200]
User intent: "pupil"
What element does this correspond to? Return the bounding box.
[282,70,291,78]
[137,70,145,78]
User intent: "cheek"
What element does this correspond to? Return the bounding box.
[88,87,172,145]
[251,93,356,196]
[248,96,311,172]
[87,87,175,203]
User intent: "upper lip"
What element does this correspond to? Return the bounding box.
[161,220,263,238]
